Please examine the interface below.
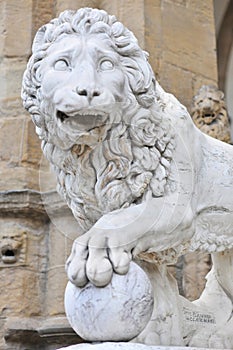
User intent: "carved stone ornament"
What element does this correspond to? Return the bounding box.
[22,8,233,349]
[191,85,231,143]
[0,227,27,266]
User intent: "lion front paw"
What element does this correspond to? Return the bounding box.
[66,229,132,287]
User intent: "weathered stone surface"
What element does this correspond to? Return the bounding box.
[0,189,70,218]
[183,252,212,301]
[145,0,217,110]
[4,316,81,349]
[0,217,48,317]
[162,2,217,78]
[100,0,145,48]
[21,118,43,167]
[0,97,26,119]
[32,0,54,37]
[0,167,39,191]
[0,190,81,349]
[160,62,193,110]
[0,0,33,57]
[0,59,28,101]
[55,0,98,15]
[0,117,25,163]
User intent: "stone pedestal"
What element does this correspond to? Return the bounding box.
[59,344,212,350]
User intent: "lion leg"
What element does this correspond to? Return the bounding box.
[188,250,233,348]
[207,249,233,348]
[132,261,184,346]
[66,197,195,288]
[211,249,233,297]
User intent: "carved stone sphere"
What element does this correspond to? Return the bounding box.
[64,262,154,341]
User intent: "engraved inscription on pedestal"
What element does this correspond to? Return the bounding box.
[183,307,215,325]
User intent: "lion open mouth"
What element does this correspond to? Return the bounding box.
[57,110,108,129]
[1,246,17,263]
[202,113,216,124]
[203,113,215,119]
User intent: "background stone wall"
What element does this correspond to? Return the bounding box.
[0,0,218,349]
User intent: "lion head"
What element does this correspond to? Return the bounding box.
[22,8,175,231]
[0,230,26,265]
[191,85,231,143]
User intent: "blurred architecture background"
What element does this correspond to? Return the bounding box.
[0,1,232,349]
[214,0,233,137]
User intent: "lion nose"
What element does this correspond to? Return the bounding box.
[76,87,101,101]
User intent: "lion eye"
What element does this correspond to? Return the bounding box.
[99,59,114,71]
[54,59,70,71]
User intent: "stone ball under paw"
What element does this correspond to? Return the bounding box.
[64,262,154,341]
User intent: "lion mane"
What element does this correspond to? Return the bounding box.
[22,8,176,231]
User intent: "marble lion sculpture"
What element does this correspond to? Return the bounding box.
[22,8,233,348]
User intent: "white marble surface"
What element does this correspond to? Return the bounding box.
[59,343,212,350]
[65,262,153,341]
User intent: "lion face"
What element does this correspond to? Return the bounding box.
[191,86,226,126]
[194,93,220,124]
[22,8,156,149]
[37,33,128,147]
[191,85,231,143]
[0,231,25,264]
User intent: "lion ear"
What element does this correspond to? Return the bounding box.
[32,25,46,53]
